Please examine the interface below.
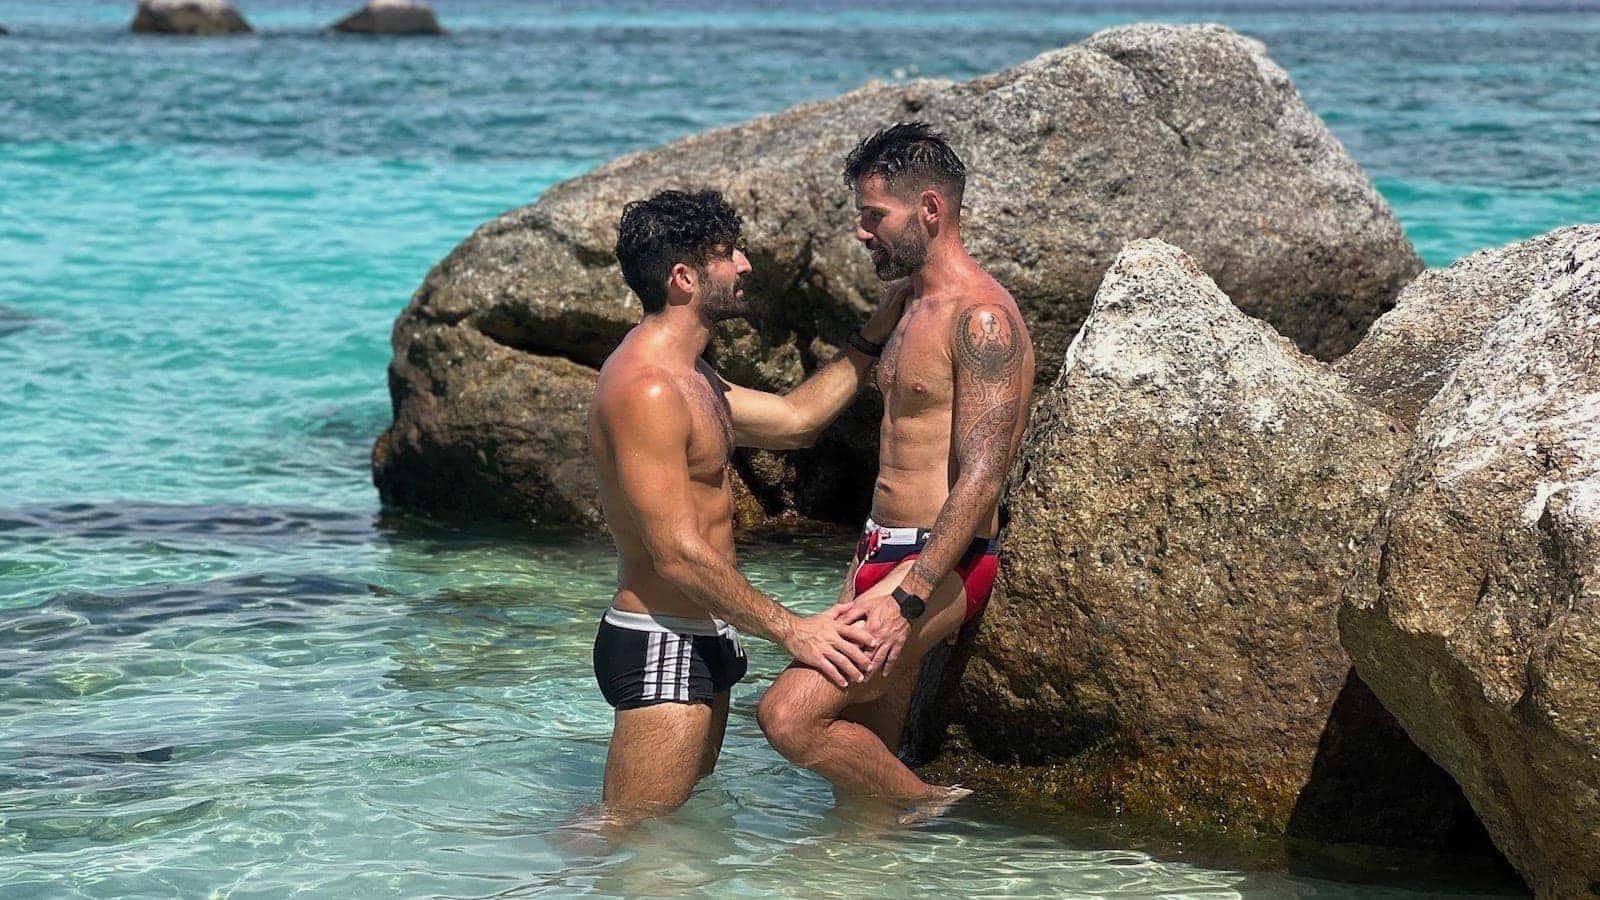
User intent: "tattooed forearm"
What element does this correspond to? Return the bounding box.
[899,303,1030,600]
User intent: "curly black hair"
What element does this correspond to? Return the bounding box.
[614,189,743,314]
[841,121,967,210]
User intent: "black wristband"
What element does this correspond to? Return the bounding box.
[892,586,926,621]
[845,328,885,357]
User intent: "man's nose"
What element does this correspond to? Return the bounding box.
[735,249,752,274]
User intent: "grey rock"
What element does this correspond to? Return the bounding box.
[130,0,251,35]
[1341,231,1600,897]
[936,240,1483,847]
[372,322,601,528]
[376,23,1419,528]
[1338,224,1600,428]
[331,0,444,35]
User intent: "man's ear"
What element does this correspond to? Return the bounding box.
[667,261,696,302]
[919,189,943,230]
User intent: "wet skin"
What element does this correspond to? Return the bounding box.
[758,173,1034,807]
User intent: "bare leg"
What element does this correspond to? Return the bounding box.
[603,701,714,830]
[757,560,968,806]
[696,691,731,780]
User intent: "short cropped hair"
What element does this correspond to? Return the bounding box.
[615,189,743,313]
[841,121,967,211]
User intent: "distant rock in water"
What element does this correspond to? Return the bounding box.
[1337,224,1600,429]
[375,22,1420,529]
[1341,231,1600,897]
[330,0,443,35]
[131,0,251,35]
[0,25,9,36]
[927,240,1493,851]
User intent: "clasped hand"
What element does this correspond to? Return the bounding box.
[831,579,911,680]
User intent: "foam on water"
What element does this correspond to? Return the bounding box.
[2,0,1591,895]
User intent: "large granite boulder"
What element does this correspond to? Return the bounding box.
[1337,224,1600,429]
[1341,232,1600,896]
[933,239,1488,847]
[376,23,1420,529]
[330,0,443,35]
[130,0,251,35]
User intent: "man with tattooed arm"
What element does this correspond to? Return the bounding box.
[756,123,1035,815]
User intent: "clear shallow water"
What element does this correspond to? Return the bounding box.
[1,0,1591,896]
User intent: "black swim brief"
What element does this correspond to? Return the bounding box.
[592,607,748,710]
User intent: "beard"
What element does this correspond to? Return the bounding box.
[869,224,928,281]
[698,270,750,323]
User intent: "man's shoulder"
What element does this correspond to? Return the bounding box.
[595,359,688,419]
[958,271,1021,313]
[950,291,1030,380]
[950,283,1028,340]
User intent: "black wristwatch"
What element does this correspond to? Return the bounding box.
[892,586,926,621]
[845,328,886,357]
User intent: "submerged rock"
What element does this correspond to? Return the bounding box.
[130,0,252,35]
[0,304,38,338]
[377,23,1419,529]
[1337,224,1600,428]
[933,240,1487,848]
[1341,232,1600,897]
[330,0,444,35]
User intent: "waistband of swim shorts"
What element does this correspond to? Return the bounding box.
[603,606,733,637]
[862,517,931,545]
[861,518,1001,554]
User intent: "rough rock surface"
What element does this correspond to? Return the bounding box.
[1338,224,1600,429]
[936,239,1487,846]
[1341,232,1600,897]
[330,0,443,35]
[376,23,1419,528]
[130,0,252,35]
[373,324,599,527]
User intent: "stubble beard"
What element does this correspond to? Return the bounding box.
[698,271,749,324]
[872,225,928,281]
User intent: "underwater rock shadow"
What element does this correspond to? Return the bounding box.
[0,570,377,654]
[0,501,378,548]
[0,303,40,339]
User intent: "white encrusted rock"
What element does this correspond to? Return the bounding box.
[1341,230,1600,898]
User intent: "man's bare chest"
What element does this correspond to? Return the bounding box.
[876,313,954,415]
[678,372,733,482]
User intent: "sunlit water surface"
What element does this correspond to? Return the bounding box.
[4,0,1592,895]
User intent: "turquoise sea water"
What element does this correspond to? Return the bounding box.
[2,1,1594,896]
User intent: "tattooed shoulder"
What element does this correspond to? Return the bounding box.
[955,303,1024,382]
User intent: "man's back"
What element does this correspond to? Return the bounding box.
[588,328,738,620]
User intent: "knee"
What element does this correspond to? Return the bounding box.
[757,689,820,764]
